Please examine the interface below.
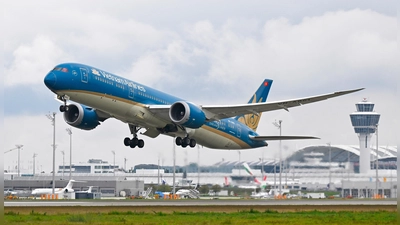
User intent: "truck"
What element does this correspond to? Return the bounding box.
[306,192,326,199]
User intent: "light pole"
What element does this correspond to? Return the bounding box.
[16,145,23,177]
[5,145,23,176]
[33,153,38,175]
[261,148,265,179]
[238,151,241,175]
[375,124,379,198]
[61,151,65,180]
[197,145,201,187]
[47,112,56,194]
[273,120,282,197]
[157,156,160,185]
[111,151,115,176]
[327,142,332,190]
[66,128,72,180]
[172,138,176,194]
[124,157,127,171]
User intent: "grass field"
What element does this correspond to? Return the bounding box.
[5,209,397,225]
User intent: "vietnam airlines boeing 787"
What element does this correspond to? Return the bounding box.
[44,63,362,149]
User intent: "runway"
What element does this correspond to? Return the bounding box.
[5,199,396,207]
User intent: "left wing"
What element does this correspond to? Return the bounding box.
[146,88,363,122]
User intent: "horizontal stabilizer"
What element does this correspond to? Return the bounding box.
[249,135,319,141]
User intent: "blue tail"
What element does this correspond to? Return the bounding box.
[235,79,273,131]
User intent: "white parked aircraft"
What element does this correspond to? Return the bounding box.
[31,180,78,195]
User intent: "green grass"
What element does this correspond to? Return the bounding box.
[5,210,397,225]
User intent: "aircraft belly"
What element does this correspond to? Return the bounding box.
[193,127,242,149]
[65,91,168,128]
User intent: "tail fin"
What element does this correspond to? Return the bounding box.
[65,180,75,190]
[224,177,230,186]
[243,162,255,176]
[235,79,273,131]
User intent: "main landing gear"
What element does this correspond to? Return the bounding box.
[175,136,196,148]
[124,125,145,148]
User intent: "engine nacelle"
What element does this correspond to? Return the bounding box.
[64,103,100,130]
[64,188,74,193]
[169,101,206,129]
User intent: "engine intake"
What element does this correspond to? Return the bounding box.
[169,101,206,129]
[64,103,100,130]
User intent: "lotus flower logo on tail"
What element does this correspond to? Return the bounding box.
[237,94,263,131]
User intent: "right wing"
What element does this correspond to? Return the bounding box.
[144,88,363,124]
[201,88,364,121]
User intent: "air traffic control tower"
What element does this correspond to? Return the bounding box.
[350,99,380,173]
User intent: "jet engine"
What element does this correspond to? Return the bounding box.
[63,188,74,193]
[63,103,100,130]
[169,101,206,129]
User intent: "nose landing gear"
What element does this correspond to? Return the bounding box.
[58,95,70,112]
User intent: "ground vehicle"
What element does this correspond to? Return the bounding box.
[307,193,326,199]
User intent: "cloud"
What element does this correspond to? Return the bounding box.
[5,36,70,87]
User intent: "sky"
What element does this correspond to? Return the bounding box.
[3,1,398,174]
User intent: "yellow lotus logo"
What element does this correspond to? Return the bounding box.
[237,94,263,131]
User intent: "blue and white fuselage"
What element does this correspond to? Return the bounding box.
[44,63,362,150]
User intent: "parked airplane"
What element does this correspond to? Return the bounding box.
[31,180,77,195]
[243,162,269,189]
[82,186,94,193]
[44,63,362,149]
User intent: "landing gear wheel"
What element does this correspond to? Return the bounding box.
[137,139,144,148]
[124,137,131,146]
[129,137,139,148]
[183,137,190,145]
[189,139,196,148]
[132,137,139,145]
[175,137,182,146]
[125,125,145,149]
[59,105,68,112]
[181,142,188,148]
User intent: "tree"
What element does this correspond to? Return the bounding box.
[211,184,222,194]
[199,185,210,194]
[156,184,171,192]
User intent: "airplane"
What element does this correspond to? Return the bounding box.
[81,186,94,193]
[243,162,269,189]
[31,180,77,195]
[223,177,230,187]
[44,63,363,149]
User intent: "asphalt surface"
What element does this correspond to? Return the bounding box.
[4,199,397,207]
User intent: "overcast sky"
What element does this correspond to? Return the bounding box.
[3,1,398,174]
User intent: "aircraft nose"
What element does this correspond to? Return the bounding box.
[44,72,57,88]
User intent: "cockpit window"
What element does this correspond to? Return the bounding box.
[52,67,69,72]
